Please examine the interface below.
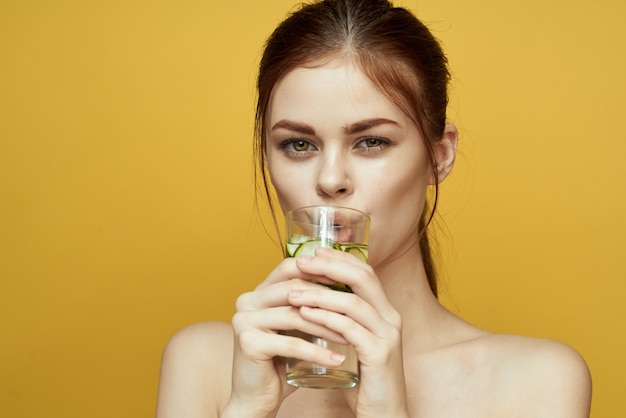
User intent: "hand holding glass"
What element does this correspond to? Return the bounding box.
[284,205,369,389]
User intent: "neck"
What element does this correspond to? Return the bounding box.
[373,244,458,352]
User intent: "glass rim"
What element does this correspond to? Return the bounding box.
[285,205,370,220]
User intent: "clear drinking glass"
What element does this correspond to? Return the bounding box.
[284,205,370,389]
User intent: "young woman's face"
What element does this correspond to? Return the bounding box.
[265,60,433,266]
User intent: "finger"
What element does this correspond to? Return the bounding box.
[295,249,400,325]
[296,305,402,368]
[235,323,349,367]
[232,306,349,345]
[253,257,335,292]
[287,288,394,339]
[298,305,369,345]
[237,277,332,312]
[302,247,377,292]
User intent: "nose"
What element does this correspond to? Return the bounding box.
[316,152,353,200]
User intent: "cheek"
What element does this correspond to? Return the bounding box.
[367,171,427,229]
[364,154,430,208]
[363,158,431,262]
[267,161,309,212]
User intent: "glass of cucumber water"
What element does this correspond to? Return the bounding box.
[284,205,369,389]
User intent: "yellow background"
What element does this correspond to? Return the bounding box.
[1,0,624,416]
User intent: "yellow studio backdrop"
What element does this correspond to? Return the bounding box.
[0,0,623,416]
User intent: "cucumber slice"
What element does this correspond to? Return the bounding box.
[293,239,322,257]
[288,237,342,257]
[286,235,309,257]
[345,246,368,262]
[285,243,300,257]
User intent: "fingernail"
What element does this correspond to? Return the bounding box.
[331,353,346,364]
[288,290,302,298]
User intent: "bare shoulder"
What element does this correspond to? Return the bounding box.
[156,321,234,418]
[478,333,592,417]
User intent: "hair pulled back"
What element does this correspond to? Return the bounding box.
[255,0,450,296]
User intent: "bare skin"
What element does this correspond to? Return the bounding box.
[156,60,591,417]
[157,304,591,417]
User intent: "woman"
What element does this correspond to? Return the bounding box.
[156,1,591,416]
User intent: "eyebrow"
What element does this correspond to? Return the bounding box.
[271,118,399,135]
[344,118,399,134]
[271,120,316,135]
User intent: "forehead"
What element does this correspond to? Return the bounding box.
[267,60,409,126]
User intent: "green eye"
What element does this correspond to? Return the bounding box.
[364,137,383,147]
[278,138,317,157]
[354,136,391,153]
[293,139,309,151]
